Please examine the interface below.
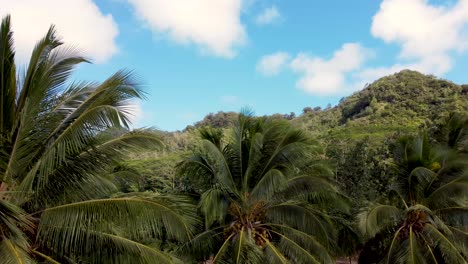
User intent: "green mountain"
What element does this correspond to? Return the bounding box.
[124,70,468,193]
[293,70,468,143]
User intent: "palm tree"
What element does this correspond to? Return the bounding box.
[358,131,468,263]
[0,15,197,263]
[177,112,345,263]
[431,112,468,154]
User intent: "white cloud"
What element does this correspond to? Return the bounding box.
[127,0,246,58]
[371,0,468,74]
[257,0,468,96]
[256,52,290,76]
[256,6,281,25]
[0,0,119,64]
[289,43,372,95]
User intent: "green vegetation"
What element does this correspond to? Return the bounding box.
[358,130,468,263]
[178,113,345,263]
[0,15,467,263]
[0,16,197,263]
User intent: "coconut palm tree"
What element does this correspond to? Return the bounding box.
[177,112,346,263]
[431,112,468,154]
[0,15,197,263]
[358,132,468,263]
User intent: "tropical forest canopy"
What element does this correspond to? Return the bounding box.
[0,14,468,264]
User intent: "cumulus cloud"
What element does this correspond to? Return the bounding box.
[289,43,372,95]
[0,0,119,64]
[257,0,468,96]
[256,52,290,76]
[127,0,246,58]
[256,6,281,25]
[371,0,468,75]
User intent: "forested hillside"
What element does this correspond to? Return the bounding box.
[126,70,468,199]
[295,70,468,142]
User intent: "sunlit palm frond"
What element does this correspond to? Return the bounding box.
[15,129,162,209]
[39,194,199,242]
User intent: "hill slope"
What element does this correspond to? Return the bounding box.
[293,70,468,142]
[124,70,468,192]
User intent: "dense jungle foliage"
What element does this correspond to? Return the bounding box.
[0,15,467,263]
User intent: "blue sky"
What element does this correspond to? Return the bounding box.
[2,0,468,131]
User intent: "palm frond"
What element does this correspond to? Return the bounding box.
[272,230,325,264]
[199,127,224,150]
[0,199,34,248]
[15,129,161,208]
[232,228,263,264]
[212,233,234,264]
[200,139,238,194]
[0,15,16,135]
[199,187,229,228]
[39,195,199,244]
[422,224,467,264]
[0,239,34,264]
[268,224,334,263]
[17,25,62,114]
[408,167,437,203]
[263,239,290,264]
[386,227,426,264]
[39,226,174,264]
[179,227,226,262]
[426,172,468,210]
[267,202,335,246]
[435,206,468,227]
[358,203,402,238]
[275,175,341,205]
[250,169,287,201]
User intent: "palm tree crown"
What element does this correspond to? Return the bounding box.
[358,130,468,264]
[178,112,345,263]
[0,15,197,263]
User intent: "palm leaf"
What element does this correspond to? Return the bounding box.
[199,187,229,228]
[358,203,401,238]
[39,195,198,244]
[232,228,263,264]
[0,239,34,264]
[422,224,467,264]
[272,230,325,264]
[250,169,287,201]
[0,15,16,135]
